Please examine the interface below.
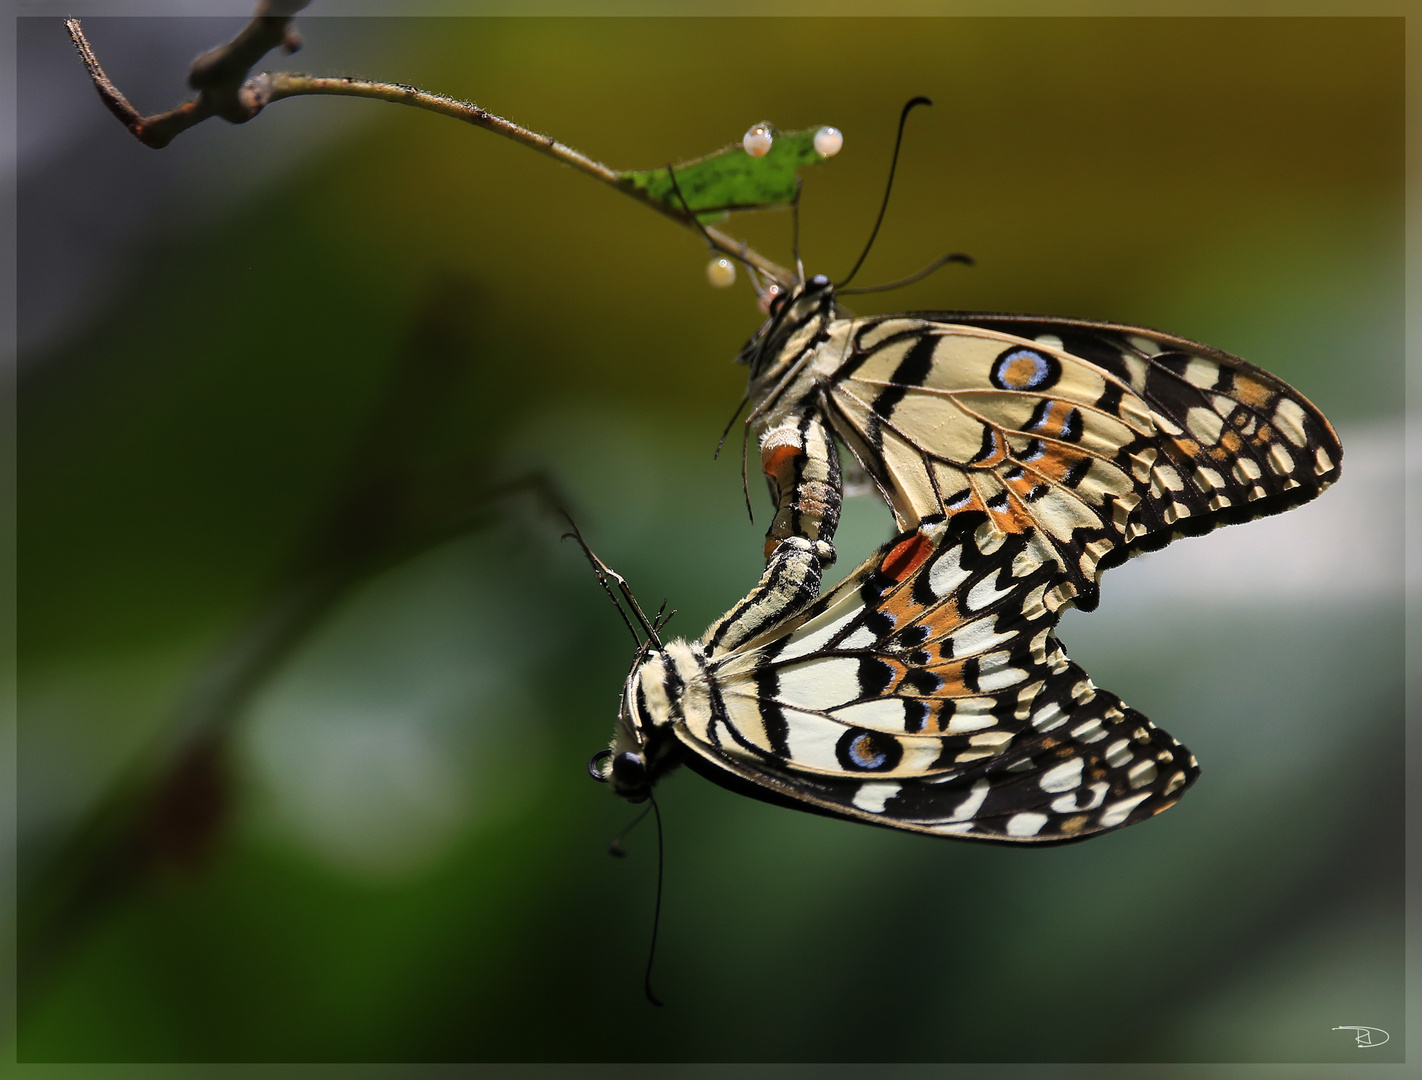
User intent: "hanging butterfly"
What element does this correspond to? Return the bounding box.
[739,280,1343,613]
[581,98,1341,841]
[577,510,1195,843]
[716,99,1343,615]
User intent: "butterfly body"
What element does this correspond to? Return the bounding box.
[600,516,1198,843]
[743,278,1343,612]
[591,275,1341,843]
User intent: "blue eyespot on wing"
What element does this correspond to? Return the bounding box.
[678,514,1199,843]
[822,313,1342,611]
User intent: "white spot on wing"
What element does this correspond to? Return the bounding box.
[928,544,969,598]
[950,617,1015,657]
[1268,442,1294,475]
[775,605,861,662]
[1031,701,1067,732]
[839,626,879,649]
[1051,781,1108,812]
[1099,791,1152,827]
[832,698,908,731]
[1104,738,1133,767]
[852,781,900,813]
[1186,406,1224,444]
[966,574,1012,611]
[1274,398,1309,446]
[1183,358,1219,389]
[1128,760,1158,789]
[1233,457,1263,482]
[947,777,990,821]
[976,655,1026,691]
[1039,757,1084,793]
[776,657,862,710]
[1006,812,1048,837]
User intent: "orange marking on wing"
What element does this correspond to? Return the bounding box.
[968,429,1010,469]
[1232,375,1273,408]
[1027,400,1076,439]
[919,701,949,733]
[1026,445,1083,484]
[920,662,971,697]
[881,532,934,582]
[991,493,1035,536]
[877,657,909,694]
[879,587,932,631]
[914,601,965,645]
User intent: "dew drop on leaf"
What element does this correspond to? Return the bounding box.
[814,126,843,158]
[742,123,774,157]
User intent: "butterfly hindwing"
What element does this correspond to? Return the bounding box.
[814,312,1342,610]
[678,513,1198,842]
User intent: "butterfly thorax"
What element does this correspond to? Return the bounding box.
[602,640,711,801]
[740,274,841,389]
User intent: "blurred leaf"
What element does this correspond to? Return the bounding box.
[618,124,835,221]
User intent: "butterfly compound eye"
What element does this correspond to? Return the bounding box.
[808,273,831,290]
[611,751,648,788]
[587,749,613,783]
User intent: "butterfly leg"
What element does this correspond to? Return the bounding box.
[759,411,842,567]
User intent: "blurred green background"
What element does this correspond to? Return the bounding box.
[14,15,1404,1064]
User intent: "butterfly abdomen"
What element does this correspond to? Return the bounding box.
[759,413,842,564]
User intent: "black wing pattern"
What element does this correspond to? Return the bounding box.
[678,513,1198,843]
[820,313,1342,610]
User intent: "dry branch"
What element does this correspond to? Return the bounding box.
[65,7,793,284]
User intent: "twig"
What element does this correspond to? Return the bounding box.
[65,11,793,285]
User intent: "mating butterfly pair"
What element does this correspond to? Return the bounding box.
[584,273,1341,844]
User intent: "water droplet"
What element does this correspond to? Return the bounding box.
[742,123,773,157]
[813,126,843,158]
[707,257,737,288]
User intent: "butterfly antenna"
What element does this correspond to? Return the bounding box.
[740,421,755,524]
[607,802,653,857]
[644,792,666,1007]
[714,392,751,460]
[838,251,975,296]
[838,96,933,290]
[562,514,664,649]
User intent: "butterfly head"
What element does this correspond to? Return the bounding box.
[588,646,686,802]
[739,273,837,383]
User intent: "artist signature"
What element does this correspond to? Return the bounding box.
[1332,1026,1389,1048]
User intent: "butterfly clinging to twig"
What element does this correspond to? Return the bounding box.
[581,97,1341,842]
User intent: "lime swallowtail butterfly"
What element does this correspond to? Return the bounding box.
[585,273,1340,842]
[584,101,1341,843]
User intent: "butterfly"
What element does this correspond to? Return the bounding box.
[584,510,1197,842]
[583,277,1340,842]
[741,275,1343,615]
[584,99,1341,840]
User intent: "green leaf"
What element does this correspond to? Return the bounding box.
[618,125,836,223]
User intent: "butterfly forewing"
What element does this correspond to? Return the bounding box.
[678,513,1198,842]
[815,312,1342,610]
